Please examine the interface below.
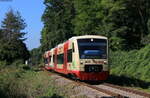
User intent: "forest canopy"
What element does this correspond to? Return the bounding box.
[41,0,150,51]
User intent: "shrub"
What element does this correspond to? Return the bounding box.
[11,59,24,66]
[0,67,63,98]
[0,61,7,68]
[110,44,150,82]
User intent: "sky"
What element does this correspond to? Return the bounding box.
[0,0,45,50]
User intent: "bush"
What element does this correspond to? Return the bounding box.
[110,44,150,82]
[0,61,7,68]
[11,59,24,66]
[0,66,63,98]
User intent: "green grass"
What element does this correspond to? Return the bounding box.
[0,66,64,98]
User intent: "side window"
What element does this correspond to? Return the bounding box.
[67,49,72,62]
[72,43,75,52]
[57,54,64,64]
[53,55,55,63]
[49,56,51,63]
[44,58,49,64]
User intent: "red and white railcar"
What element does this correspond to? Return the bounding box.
[44,35,109,81]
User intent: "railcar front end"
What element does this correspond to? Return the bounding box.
[71,36,109,81]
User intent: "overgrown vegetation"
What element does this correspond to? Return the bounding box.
[110,44,150,88]
[0,65,64,98]
[41,0,150,51]
[29,48,43,66]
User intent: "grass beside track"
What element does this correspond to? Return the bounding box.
[0,66,64,98]
[0,65,149,98]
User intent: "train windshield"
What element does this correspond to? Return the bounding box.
[77,38,107,59]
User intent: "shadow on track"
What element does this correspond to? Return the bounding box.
[84,75,150,89]
[105,75,150,89]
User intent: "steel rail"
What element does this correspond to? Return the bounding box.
[45,70,126,98]
[103,83,150,98]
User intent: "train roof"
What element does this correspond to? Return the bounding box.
[53,35,107,49]
[69,35,107,40]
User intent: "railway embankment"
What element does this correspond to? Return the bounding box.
[110,44,150,92]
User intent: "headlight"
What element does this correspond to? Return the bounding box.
[80,61,84,64]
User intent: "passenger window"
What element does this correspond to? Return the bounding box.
[67,49,72,62]
[49,56,51,62]
[44,58,49,64]
[57,54,64,64]
[72,43,75,52]
[53,55,55,63]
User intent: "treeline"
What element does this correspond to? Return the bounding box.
[41,0,150,51]
[0,9,29,64]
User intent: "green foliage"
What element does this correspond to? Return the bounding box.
[141,34,150,45]
[73,0,101,35]
[11,59,24,67]
[0,9,30,64]
[109,37,125,51]
[1,9,26,41]
[0,61,7,69]
[41,0,75,51]
[110,44,150,82]
[41,0,150,51]
[0,67,63,98]
[98,0,150,50]
[30,47,43,66]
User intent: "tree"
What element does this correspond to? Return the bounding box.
[41,0,75,51]
[98,0,150,50]
[30,47,43,66]
[0,9,29,64]
[41,0,150,51]
[1,9,26,41]
[73,0,103,35]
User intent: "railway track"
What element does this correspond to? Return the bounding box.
[76,81,125,98]
[44,70,150,98]
[103,83,150,98]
